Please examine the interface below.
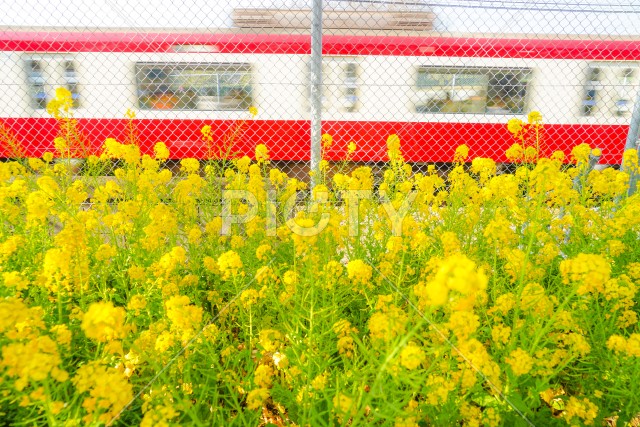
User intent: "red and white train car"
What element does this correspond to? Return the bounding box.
[0,29,639,164]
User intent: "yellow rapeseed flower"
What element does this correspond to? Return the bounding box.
[246,388,270,410]
[622,148,639,173]
[505,348,534,376]
[42,152,54,163]
[255,144,269,164]
[347,141,357,154]
[563,396,598,426]
[53,137,67,154]
[453,144,469,163]
[507,118,524,135]
[387,134,401,152]
[346,259,373,286]
[311,372,328,390]
[254,364,274,388]
[0,336,68,391]
[2,271,30,291]
[46,87,73,118]
[180,158,200,174]
[505,142,524,162]
[527,110,543,124]
[81,301,127,343]
[72,362,133,424]
[217,250,244,280]
[333,393,356,417]
[399,342,425,370]
[571,143,592,165]
[560,253,611,295]
[322,133,333,149]
[153,141,170,160]
[127,295,147,314]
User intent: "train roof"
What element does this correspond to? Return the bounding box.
[1,27,639,60]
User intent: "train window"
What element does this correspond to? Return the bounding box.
[26,60,47,109]
[343,62,359,112]
[581,63,639,118]
[307,58,359,113]
[64,61,81,108]
[582,66,602,116]
[588,67,602,82]
[24,56,80,110]
[621,68,636,84]
[616,68,637,117]
[415,67,530,114]
[135,63,253,111]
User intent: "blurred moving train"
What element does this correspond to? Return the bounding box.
[0,28,639,164]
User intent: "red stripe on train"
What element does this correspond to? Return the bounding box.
[0,118,629,164]
[1,32,640,60]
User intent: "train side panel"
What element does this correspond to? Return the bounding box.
[1,35,638,163]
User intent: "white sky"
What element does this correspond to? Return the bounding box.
[0,0,638,35]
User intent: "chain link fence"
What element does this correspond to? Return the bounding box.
[1,0,639,185]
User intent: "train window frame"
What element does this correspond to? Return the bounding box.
[24,55,81,110]
[26,59,47,109]
[615,66,637,117]
[135,62,253,111]
[414,66,531,115]
[581,62,640,118]
[582,65,603,117]
[305,57,360,114]
[63,60,81,109]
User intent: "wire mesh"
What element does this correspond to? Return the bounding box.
[0,0,639,182]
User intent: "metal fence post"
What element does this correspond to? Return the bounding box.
[309,0,323,188]
[573,149,602,193]
[624,87,640,196]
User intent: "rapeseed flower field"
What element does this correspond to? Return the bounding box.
[1,88,640,426]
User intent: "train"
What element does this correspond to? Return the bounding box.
[0,28,639,165]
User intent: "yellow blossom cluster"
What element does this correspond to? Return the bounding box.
[560,253,611,295]
[607,333,640,357]
[504,348,534,376]
[368,295,408,346]
[333,319,358,358]
[399,342,425,370]
[414,253,487,309]
[72,361,133,424]
[165,295,203,342]
[346,259,373,287]
[1,335,68,391]
[81,301,127,343]
[217,250,244,280]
